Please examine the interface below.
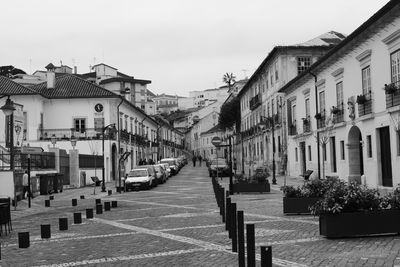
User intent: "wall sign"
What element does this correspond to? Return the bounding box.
[95,103,103,113]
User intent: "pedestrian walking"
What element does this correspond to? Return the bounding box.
[22,170,33,199]
[192,155,197,167]
[198,155,202,167]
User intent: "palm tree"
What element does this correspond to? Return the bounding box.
[222,73,236,91]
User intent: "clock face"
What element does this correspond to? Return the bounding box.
[95,103,103,113]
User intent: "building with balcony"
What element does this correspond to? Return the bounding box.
[279,0,400,187]
[237,32,345,177]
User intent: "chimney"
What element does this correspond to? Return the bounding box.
[45,63,56,89]
[74,66,77,74]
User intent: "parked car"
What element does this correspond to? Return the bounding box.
[154,164,167,184]
[160,158,178,175]
[208,158,231,177]
[125,167,155,190]
[160,163,171,178]
[140,165,158,186]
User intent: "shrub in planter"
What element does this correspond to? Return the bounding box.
[310,181,400,238]
[384,83,398,94]
[356,94,367,104]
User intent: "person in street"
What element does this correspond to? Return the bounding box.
[22,170,33,199]
[192,155,196,167]
[198,155,202,167]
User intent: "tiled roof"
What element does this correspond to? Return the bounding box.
[0,76,38,95]
[201,124,223,135]
[147,89,156,97]
[295,31,346,46]
[29,74,116,99]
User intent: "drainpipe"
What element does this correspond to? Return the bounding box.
[117,96,124,192]
[309,71,321,180]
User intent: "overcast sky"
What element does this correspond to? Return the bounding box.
[0,0,391,96]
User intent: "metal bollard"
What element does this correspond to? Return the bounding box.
[237,211,245,267]
[49,195,54,200]
[73,212,82,224]
[72,199,77,206]
[80,195,85,199]
[95,198,101,205]
[86,208,94,219]
[261,246,272,267]
[226,197,231,234]
[108,190,112,196]
[246,224,255,267]
[111,201,118,208]
[45,199,50,207]
[231,203,237,252]
[59,218,68,231]
[104,201,111,211]
[41,224,51,239]
[18,232,30,248]
[96,204,103,214]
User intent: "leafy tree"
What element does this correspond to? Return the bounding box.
[0,65,26,78]
[219,96,240,131]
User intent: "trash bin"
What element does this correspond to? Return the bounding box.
[53,173,64,193]
[39,174,54,195]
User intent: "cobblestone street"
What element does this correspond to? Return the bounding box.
[2,165,400,266]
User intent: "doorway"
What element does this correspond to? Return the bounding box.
[299,142,306,175]
[379,127,393,187]
[347,126,364,183]
[111,144,117,181]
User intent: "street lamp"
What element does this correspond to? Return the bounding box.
[50,134,57,148]
[102,123,116,192]
[1,96,16,170]
[260,115,277,185]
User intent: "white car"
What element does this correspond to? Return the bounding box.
[125,168,155,190]
[160,158,178,175]
[160,163,171,178]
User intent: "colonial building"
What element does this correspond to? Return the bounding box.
[279,0,400,187]
[152,93,179,115]
[237,31,345,177]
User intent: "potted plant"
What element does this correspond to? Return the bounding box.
[310,181,400,238]
[281,178,334,215]
[384,83,398,94]
[302,118,309,124]
[330,106,340,115]
[356,94,367,104]
[314,113,322,120]
[233,168,270,194]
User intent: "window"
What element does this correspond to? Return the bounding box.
[323,143,327,161]
[340,140,345,160]
[257,142,259,156]
[367,135,372,158]
[266,72,269,89]
[297,57,311,74]
[330,137,337,172]
[278,136,281,153]
[336,82,343,108]
[305,98,310,118]
[275,62,279,81]
[23,111,28,141]
[74,118,86,133]
[391,50,400,83]
[319,91,325,114]
[295,147,298,162]
[362,66,371,95]
[260,141,263,155]
[308,145,312,161]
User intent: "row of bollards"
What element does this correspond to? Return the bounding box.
[211,177,272,267]
[16,197,118,250]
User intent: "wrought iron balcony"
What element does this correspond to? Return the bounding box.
[331,104,344,124]
[385,81,400,109]
[302,116,311,133]
[38,128,116,141]
[316,110,326,129]
[249,94,261,110]
[357,91,372,117]
[288,121,297,136]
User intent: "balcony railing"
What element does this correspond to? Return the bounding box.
[249,94,261,110]
[302,116,311,133]
[385,81,400,109]
[331,103,344,124]
[288,121,297,136]
[357,92,372,117]
[316,110,326,129]
[38,128,115,141]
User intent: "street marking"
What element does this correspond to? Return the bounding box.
[94,217,307,267]
[160,224,224,232]
[120,199,215,211]
[162,211,217,218]
[3,232,139,247]
[32,248,213,267]
[246,213,319,225]
[257,237,323,246]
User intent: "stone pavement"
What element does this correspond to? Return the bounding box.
[1,167,400,266]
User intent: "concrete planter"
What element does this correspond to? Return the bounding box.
[319,209,400,238]
[283,197,321,215]
[232,182,270,194]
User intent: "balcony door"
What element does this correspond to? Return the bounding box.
[379,127,393,187]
